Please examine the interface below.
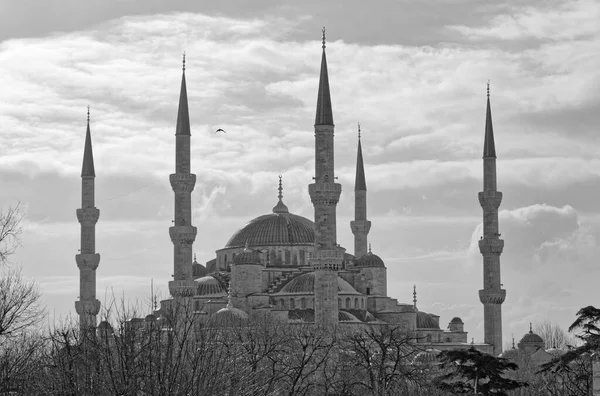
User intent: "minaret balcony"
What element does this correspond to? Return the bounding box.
[170,173,196,193]
[350,220,371,234]
[309,183,342,206]
[479,289,506,305]
[478,238,504,255]
[75,299,101,316]
[76,253,100,271]
[478,191,503,210]
[76,208,100,226]
[311,249,343,271]
[169,226,197,245]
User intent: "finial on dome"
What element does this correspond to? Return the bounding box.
[358,122,361,140]
[226,285,233,309]
[487,80,490,98]
[272,175,289,213]
[322,27,326,49]
[368,243,372,254]
[182,52,186,71]
[529,322,533,333]
[193,253,197,263]
[413,285,417,309]
[512,335,515,349]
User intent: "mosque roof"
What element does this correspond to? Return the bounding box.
[207,305,249,327]
[278,272,361,295]
[224,177,315,249]
[450,317,464,324]
[413,349,441,365]
[194,275,226,296]
[416,311,440,329]
[355,249,385,268]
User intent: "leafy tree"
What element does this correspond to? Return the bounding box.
[434,346,528,395]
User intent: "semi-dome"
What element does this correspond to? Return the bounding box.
[355,250,385,268]
[413,349,441,365]
[416,311,440,329]
[339,310,361,323]
[233,249,262,265]
[207,304,249,327]
[278,272,361,295]
[195,275,226,296]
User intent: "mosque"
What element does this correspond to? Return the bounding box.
[73,31,506,355]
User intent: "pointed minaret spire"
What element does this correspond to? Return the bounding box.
[315,27,334,126]
[176,52,190,137]
[351,122,371,258]
[169,55,197,297]
[272,175,289,213]
[309,28,342,326]
[478,80,505,356]
[81,106,95,177]
[75,107,101,336]
[483,81,496,158]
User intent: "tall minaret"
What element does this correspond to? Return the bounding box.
[308,28,343,326]
[168,54,197,297]
[350,123,371,258]
[478,82,506,356]
[75,107,101,334]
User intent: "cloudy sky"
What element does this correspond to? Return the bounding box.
[1,0,599,347]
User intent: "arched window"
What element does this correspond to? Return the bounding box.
[290,299,295,309]
[354,298,359,309]
[345,298,351,309]
[299,250,306,265]
[280,299,285,308]
[426,334,432,342]
[338,298,341,308]
[300,298,306,309]
[292,250,298,266]
[285,250,291,265]
[270,250,277,266]
[361,299,364,309]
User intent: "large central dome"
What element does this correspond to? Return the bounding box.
[225,212,315,248]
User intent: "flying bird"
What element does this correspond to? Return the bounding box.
[215,128,226,134]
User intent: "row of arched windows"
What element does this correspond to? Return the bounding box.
[220,248,310,268]
[276,296,365,310]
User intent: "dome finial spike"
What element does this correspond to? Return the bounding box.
[322,26,326,49]
[358,122,361,140]
[529,322,533,333]
[193,252,197,262]
[368,243,372,253]
[182,51,186,71]
[487,80,490,98]
[278,175,283,201]
[512,335,515,349]
[413,284,417,309]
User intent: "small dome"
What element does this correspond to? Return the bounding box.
[225,213,315,249]
[355,251,385,268]
[233,249,262,265]
[207,305,249,327]
[145,314,156,323]
[520,331,544,344]
[97,321,112,330]
[450,317,464,324]
[195,276,226,296]
[417,311,440,329]
[339,310,361,322]
[413,349,441,365]
[279,272,361,295]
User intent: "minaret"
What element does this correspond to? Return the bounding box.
[478,82,506,356]
[350,123,371,258]
[308,28,343,326]
[75,107,101,334]
[168,53,197,297]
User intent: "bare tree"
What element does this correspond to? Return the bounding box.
[534,321,578,349]
[0,268,43,338]
[0,203,23,265]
